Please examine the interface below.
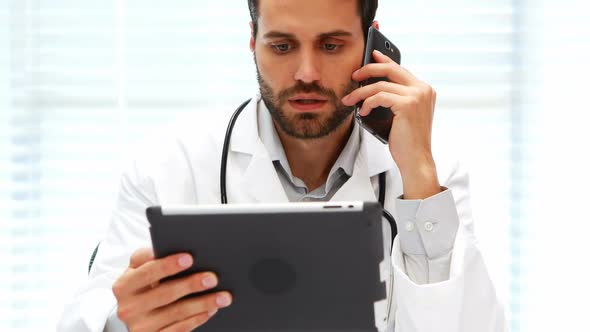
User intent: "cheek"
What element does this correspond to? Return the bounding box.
[321,59,359,94]
[256,49,297,86]
[320,49,363,88]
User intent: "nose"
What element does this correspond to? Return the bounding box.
[293,47,320,84]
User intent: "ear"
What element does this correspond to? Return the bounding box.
[371,20,380,30]
[249,22,255,52]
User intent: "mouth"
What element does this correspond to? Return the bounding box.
[288,94,329,111]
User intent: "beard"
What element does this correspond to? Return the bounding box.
[255,65,357,139]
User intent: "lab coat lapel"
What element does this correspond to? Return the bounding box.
[229,93,289,203]
[330,145,378,202]
[241,141,289,203]
[330,131,396,203]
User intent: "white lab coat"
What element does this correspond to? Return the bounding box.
[57,93,508,332]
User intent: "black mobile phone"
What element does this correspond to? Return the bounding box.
[355,26,401,144]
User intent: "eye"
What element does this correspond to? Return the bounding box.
[323,43,341,52]
[272,43,292,53]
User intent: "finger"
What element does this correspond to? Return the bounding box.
[129,248,155,268]
[342,81,414,106]
[359,92,408,116]
[150,291,232,331]
[352,53,416,86]
[372,50,417,80]
[352,63,412,86]
[133,272,219,313]
[160,311,217,332]
[114,253,194,297]
[372,49,396,64]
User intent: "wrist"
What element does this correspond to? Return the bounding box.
[400,161,441,200]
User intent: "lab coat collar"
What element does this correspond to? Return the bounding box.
[232,93,395,202]
[229,93,261,156]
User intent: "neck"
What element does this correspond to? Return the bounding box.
[275,115,354,191]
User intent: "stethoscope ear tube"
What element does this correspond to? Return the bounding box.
[220,99,252,204]
[378,172,397,249]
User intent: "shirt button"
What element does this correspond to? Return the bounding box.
[405,222,415,232]
[424,221,434,232]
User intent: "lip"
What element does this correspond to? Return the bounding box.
[288,93,328,102]
[287,93,329,112]
[288,100,328,111]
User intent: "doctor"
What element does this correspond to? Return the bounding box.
[58,0,507,331]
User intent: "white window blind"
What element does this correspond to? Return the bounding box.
[1,1,121,330]
[512,1,590,331]
[2,0,588,331]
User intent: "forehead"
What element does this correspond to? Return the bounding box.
[257,0,362,37]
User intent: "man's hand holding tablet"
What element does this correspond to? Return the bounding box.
[111,248,232,332]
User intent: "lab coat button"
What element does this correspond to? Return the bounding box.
[405,222,415,232]
[424,221,434,232]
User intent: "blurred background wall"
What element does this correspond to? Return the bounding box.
[1,0,589,331]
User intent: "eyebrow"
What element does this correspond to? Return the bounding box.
[318,30,353,39]
[263,30,354,40]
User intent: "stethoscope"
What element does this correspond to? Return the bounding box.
[219,99,397,248]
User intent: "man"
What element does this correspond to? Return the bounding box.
[58,0,507,331]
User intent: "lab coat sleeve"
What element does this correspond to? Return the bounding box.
[388,161,508,332]
[57,158,157,332]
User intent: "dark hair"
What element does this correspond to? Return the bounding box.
[247,0,378,40]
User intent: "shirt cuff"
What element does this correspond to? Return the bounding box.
[395,188,459,259]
